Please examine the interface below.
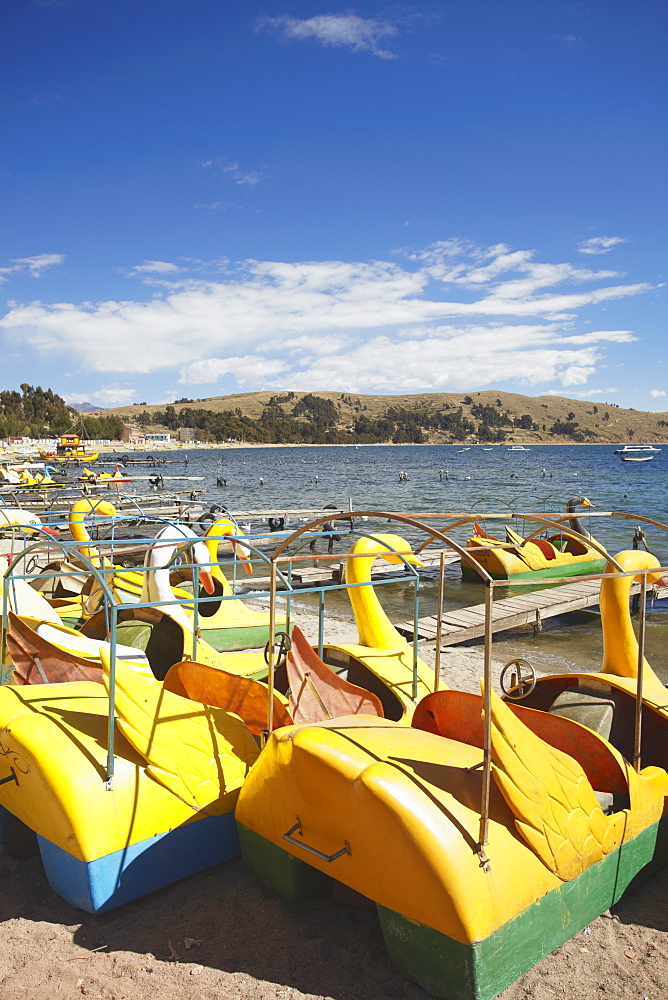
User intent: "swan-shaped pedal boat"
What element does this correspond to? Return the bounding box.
[177,516,292,651]
[0,653,258,912]
[0,624,388,913]
[236,549,668,1000]
[163,532,434,722]
[316,534,434,721]
[462,496,608,582]
[77,463,131,483]
[95,523,285,680]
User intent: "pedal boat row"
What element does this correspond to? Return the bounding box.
[0,507,666,1000]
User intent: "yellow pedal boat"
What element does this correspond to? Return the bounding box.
[0,655,258,913]
[236,549,668,1000]
[462,496,608,582]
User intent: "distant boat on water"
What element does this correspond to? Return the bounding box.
[614,444,661,455]
[620,454,654,463]
[507,445,530,452]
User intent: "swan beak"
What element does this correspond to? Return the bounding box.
[404,553,425,568]
[582,498,594,507]
[231,538,253,575]
[199,569,216,594]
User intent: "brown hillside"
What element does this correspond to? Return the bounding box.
[99,389,668,444]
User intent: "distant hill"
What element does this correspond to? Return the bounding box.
[98,389,668,445]
[69,402,106,413]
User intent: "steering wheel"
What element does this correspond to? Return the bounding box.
[264,631,292,670]
[500,658,537,700]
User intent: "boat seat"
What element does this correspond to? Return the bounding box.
[114,620,154,652]
[547,685,615,742]
[286,626,384,724]
[163,660,293,736]
[548,685,618,814]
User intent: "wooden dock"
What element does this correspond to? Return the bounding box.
[241,548,459,591]
[396,579,668,648]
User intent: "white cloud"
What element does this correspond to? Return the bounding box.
[578,236,626,255]
[194,201,243,212]
[30,92,64,107]
[179,356,287,386]
[202,158,266,186]
[279,326,606,394]
[66,386,137,406]
[0,241,654,396]
[258,14,399,59]
[545,387,620,397]
[128,260,181,275]
[650,389,666,398]
[0,253,65,282]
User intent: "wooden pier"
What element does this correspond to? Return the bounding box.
[396,579,668,648]
[242,548,459,591]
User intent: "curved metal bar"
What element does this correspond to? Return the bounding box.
[0,529,121,782]
[268,510,494,584]
[504,512,623,572]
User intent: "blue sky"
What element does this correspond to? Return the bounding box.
[2,0,666,410]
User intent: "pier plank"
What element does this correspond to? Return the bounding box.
[396,579,657,647]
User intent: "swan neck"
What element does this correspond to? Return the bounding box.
[599,574,663,694]
[69,514,100,568]
[346,552,407,650]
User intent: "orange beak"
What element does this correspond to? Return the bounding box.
[232,539,253,575]
[199,569,216,594]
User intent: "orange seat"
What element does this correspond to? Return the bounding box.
[6,611,102,685]
[163,659,292,735]
[285,625,384,723]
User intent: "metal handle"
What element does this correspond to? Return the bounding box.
[283,817,351,862]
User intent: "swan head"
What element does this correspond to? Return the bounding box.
[605,549,666,588]
[70,498,118,521]
[150,524,216,594]
[350,533,424,568]
[204,516,253,575]
[568,496,594,509]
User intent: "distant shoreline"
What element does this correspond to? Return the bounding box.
[94,439,668,453]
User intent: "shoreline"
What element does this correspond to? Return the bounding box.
[88,439,668,453]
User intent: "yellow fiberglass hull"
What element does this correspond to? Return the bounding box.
[462,534,606,581]
[0,680,256,912]
[236,702,667,1000]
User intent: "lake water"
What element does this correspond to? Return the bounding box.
[126,442,668,682]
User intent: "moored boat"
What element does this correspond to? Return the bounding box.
[461,496,607,582]
[40,433,99,463]
[614,444,661,455]
[236,546,668,1000]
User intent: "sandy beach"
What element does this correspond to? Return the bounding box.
[0,610,666,1000]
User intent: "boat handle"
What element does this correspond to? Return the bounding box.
[283,817,351,862]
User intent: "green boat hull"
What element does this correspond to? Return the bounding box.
[462,557,607,583]
[238,817,667,1000]
[203,620,291,653]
